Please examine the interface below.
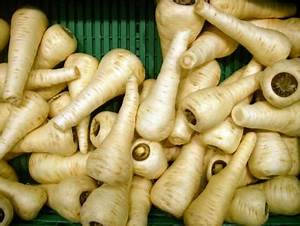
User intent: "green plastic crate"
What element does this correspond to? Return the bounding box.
[1,0,300,225]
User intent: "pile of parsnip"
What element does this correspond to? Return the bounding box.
[0,0,300,225]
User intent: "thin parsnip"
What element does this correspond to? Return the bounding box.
[48,91,71,118]
[0,19,9,53]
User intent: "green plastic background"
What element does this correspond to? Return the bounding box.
[0,0,300,225]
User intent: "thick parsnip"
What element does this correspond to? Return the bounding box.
[184,133,256,226]
[282,136,300,176]
[52,49,145,131]
[33,24,77,69]
[3,7,48,105]
[0,19,9,53]
[194,1,291,66]
[0,160,18,181]
[48,91,71,118]
[36,83,67,101]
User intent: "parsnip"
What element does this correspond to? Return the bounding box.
[0,193,13,226]
[48,91,71,118]
[0,103,11,134]
[33,24,77,69]
[131,138,168,180]
[36,83,67,101]
[206,150,231,181]
[0,19,9,53]
[282,136,300,176]
[220,65,246,86]
[0,63,7,98]
[0,160,18,181]
[140,79,155,103]
[194,1,291,66]
[163,145,181,162]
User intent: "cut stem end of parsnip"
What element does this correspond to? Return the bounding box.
[184,109,197,126]
[0,208,4,222]
[271,72,298,97]
[173,0,195,6]
[212,160,227,175]
[89,221,103,226]
[132,143,150,161]
[79,191,91,206]
[180,53,196,69]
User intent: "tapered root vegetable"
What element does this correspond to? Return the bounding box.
[0,160,18,181]
[282,136,300,176]
[139,79,155,103]
[194,1,291,66]
[89,111,117,148]
[249,131,291,179]
[136,31,190,141]
[41,176,97,222]
[12,121,78,156]
[3,7,48,105]
[151,136,205,218]
[81,182,131,226]
[0,19,9,53]
[127,176,152,226]
[33,24,77,69]
[220,66,245,86]
[48,91,71,118]
[163,146,181,162]
[225,186,268,226]
[0,63,7,98]
[252,176,300,215]
[0,193,13,226]
[0,91,49,159]
[260,58,300,108]
[232,101,300,136]
[29,152,89,184]
[181,72,260,132]
[87,76,139,185]
[180,26,238,69]
[210,0,296,19]
[184,133,256,226]
[155,0,204,57]
[0,103,11,134]
[26,67,79,90]
[131,138,168,180]
[65,53,99,153]
[36,83,67,101]
[0,177,47,220]
[52,48,145,131]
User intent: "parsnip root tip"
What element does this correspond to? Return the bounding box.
[132,143,150,161]
[271,72,298,97]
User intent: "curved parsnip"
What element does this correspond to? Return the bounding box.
[251,18,300,58]
[156,0,204,57]
[41,176,97,222]
[0,103,11,134]
[210,0,296,19]
[184,133,256,226]
[12,121,78,156]
[29,152,89,184]
[52,49,145,131]
[33,24,77,69]
[194,1,291,66]
[3,7,48,105]
[87,76,138,185]
[0,91,49,159]
[131,138,168,180]
[0,193,13,226]
[181,72,260,132]
[0,160,18,181]
[127,176,152,226]
[81,182,131,226]
[249,131,291,179]
[225,186,268,226]
[180,26,238,69]
[26,67,79,90]
[36,83,67,101]
[232,101,300,136]
[164,146,181,162]
[89,111,117,148]
[0,19,9,53]
[260,58,300,108]
[136,31,190,141]
[0,177,47,220]
[282,136,300,176]
[252,176,300,215]
[151,136,205,218]
[48,91,71,118]
[65,53,99,153]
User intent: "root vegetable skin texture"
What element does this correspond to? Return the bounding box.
[225,186,268,226]
[260,58,300,108]
[87,76,139,185]
[136,31,190,141]
[0,19,9,52]
[0,103,11,134]
[127,176,152,226]
[194,1,291,67]
[29,152,89,184]
[163,146,181,162]
[3,7,48,105]
[52,48,145,131]
[131,138,168,180]
[282,136,300,176]
[181,72,260,132]
[232,101,300,136]
[184,132,257,226]
[0,193,13,226]
[0,177,47,220]
[33,24,77,69]
[41,176,97,222]
[0,91,49,159]
[180,26,238,69]
[0,160,18,181]
[139,79,155,103]
[0,63,7,99]
[89,111,117,148]
[155,0,205,57]
[48,91,72,118]
[210,0,297,19]
[65,53,99,154]
[151,136,206,218]
[36,83,67,101]
[26,67,79,90]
